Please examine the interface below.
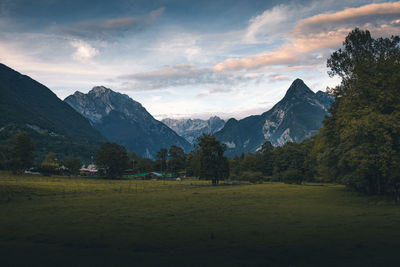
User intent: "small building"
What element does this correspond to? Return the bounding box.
[80,164,98,177]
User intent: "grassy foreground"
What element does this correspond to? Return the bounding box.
[1,172,400,266]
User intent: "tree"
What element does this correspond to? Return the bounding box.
[96,142,129,179]
[196,134,229,185]
[256,141,274,176]
[156,148,168,173]
[316,28,400,197]
[62,157,82,176]
[185,150,201,177]
[40,152,59,176]
[7,132,35,173]
[240,153,258,172]
[272,142,306,184]
[0,145,7,170]
[135,157,154,173]
[130,152,139,173]
[168,145,186,175]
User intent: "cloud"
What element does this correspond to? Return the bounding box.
[118,64,258,90]
[70,39,99,61]
[214,2,400,71]
[293,2,400,36]
[244,4,294,44]
[268,74,290,82]
[61,8,164,40]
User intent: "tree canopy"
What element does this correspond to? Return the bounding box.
[7,132,35,173]
[315,28,400,197]
[168,145,185,175]
[96,142,129,179]
[196,134,229,185]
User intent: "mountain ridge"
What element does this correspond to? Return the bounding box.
[162,116,225,144]
[65,86,192,158]
[215,79,334,157]
[0,63,106,161]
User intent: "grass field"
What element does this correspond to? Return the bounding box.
[1,171,400,266]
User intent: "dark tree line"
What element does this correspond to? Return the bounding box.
[313,28,400,199]
[0,132,83,175]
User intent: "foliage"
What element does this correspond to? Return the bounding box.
[256,141,274,176]
[135,157,154,173]
[185,150,201,177]
[6,132,35,173]
[62,157,82,175]
[281,169,303,184]
[155,148,167,172]
[96,142,129,179]
[272,142,307,183]
[240,171,264,183]
[316,28,400,198]
[196,134,229,185]
[168,145,186,175]
[40,152,60,176]
[240,153,258,172]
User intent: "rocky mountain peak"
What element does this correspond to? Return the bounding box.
[89,86,111,96]
[215,79,334,156]
[284,78,314,99]
[162,116,226,144]
[64,87,192,157]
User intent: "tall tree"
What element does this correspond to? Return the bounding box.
[168,145,185,175]
[62,157,82,176]
[256,141,274,176]
[316,28,400,197]
[196,134,229,185]
[185,150,201,177]
[96,142,129,179]
[7,132,35,173]
[272,142,306,184]
[156,148,168,173]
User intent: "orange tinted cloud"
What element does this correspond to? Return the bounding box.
[214,2,400,71]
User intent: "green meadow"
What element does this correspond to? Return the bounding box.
[1,172,400,266]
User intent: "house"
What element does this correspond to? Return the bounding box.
[80,164,98,177]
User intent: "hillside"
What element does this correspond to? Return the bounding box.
[0,63,106,161]
[65,87,192,158]
[215,79,333,156]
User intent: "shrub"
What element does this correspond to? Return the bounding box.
[281,169,304,185]
[240,171,264,184]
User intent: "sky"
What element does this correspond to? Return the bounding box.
[1,0,400,120]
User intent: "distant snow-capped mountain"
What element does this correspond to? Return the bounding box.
[162,116,225,144]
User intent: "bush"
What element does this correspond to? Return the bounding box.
[281,169,304,185]
[240,171,264,184]
[40,162,59,176]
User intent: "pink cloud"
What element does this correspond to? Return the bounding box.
[214,2,400,71]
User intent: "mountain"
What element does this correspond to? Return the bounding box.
[0,63,106,161]
[215,79,334,157]
[65,87,192,158]
[162,116,225,144]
